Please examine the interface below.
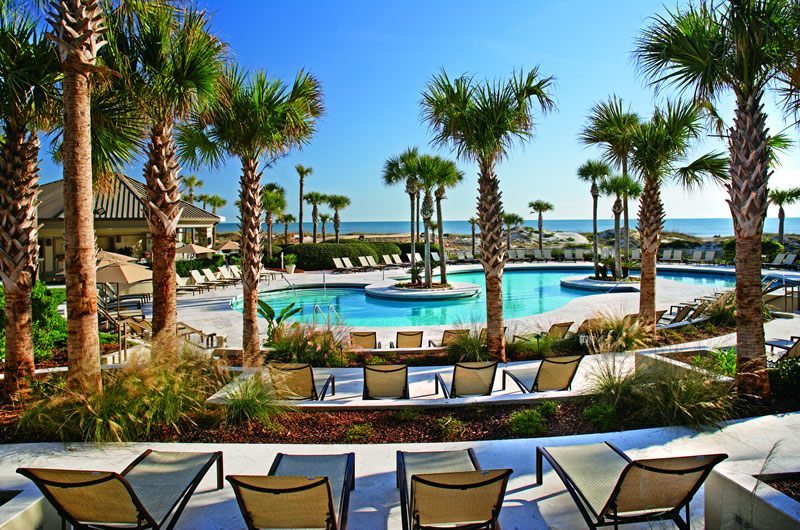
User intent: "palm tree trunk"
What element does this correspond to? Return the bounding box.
[728,93,771,398]
[311,207,318,244]
[62,58,101,394]
[143,120,182,360]
[591,185,599,278]
[612,198,622,278]
[436,197,448,284]
[409,192,416,275]
[424,219,432,287]
[0,128,40,397]
[538,213,543,251]
[321,222,326,242]
[284,221,289,245]
[477,162,506,361]
[240,158,263,365]
[298,177,304,243]
[637,177,664,333]
[416,190,421,241]
[334,210,341,243]
[266,213,273,259]
[471,224,476,255]
[622,158,630,259]
[778,206,785,246]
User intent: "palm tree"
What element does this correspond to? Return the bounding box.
[528,200,554,251]
[577,160,611,277]
[178,67,323,364]
[0,7,59,396]
[502,213,524,251]
[628,101,728,333]
[130,7,223,358]
[579,96,640,259]
[197,193,211,210]
[599,176,641,278]
[205,194,226,246]
[326,194,351,243]
[422,69,554,361]
[304,192,327,244]
[294,164,312,243]
[769,188,800,245]
[277,212,296,244]
[319,213,331,242]
[383,148,421,271]
[262,183,286,259]
[433,162,463,285]
[635,0,796,397]
[468,217,478,256]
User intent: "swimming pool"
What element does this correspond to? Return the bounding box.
[230,268,736,327]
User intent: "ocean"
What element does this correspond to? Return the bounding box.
[216,217,800,238]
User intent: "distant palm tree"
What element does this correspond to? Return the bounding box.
[319,213,331,242]
[181,174,204,204]
[600,176,641,278]
[580,96,640,259]
[304,191,328,244]
[277,212,296,244]
[383,148,421,270]
[326,194,351,243]
[205,194,227,245]
[295,164,312,243]
[422,68,554,361]
[577,160,611,277]
[262,183,286,259]
[197,193,211,210]
[468,217,478,256]
[502,213,525,251]
[769,188,800,246]
[528,200,553,251]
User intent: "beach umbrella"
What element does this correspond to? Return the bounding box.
[215,240,240,252]
[96,250,137,263]
[96,262,152,315]
[176,243,217,256]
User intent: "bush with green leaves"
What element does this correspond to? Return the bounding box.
[394,408,420,423]
[722,237,782,263]
[507,408,547,437]
[224,374,284,426]
[280,242,379,270]
[174,255,226,277]
[769,357,800,399]
[693,348,736,377]
[444,330,488,363]
[0,282,69,362]
[258,300,301,343]
[266,324,348,367]
[583,402,618,430]
[343,422,374,442]
[437,415,465,441]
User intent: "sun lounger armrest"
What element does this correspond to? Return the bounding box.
[427,340,440,347]
[318,375,335,400]
[434,373,450,398]
[390,341,395,348]
[501,369,530,393]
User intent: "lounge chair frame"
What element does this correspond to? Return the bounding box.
[434,361,498,398]
[18,450,223,530]
[362,364,410,399]
[269,363,335,401]
[501,355,583,393]
[391,331,424,349]
[535,442,726,530]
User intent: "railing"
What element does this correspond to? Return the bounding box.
[311,304,343,327]
[279,272,296,296]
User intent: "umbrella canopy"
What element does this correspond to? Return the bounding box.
[176,243,217,255]
[96,262,152,284]
[215,241,240,252]
[96,250,136,263]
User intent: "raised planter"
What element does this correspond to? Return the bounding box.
[364,281,480,300]
[559,275,640,292]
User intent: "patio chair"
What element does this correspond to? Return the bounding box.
[332,257,349,273]
[502,355,584,393]
[218,266,241,285]
[382,254,395,266]
[536,442,727,530]
[454,250,467,263]
[689,250,704,263]
[176,275,206,295]
[201,268,230,287]
[780,253,798,269]
[766,335,800,364]
[350,331,381,349]
[363,364,409,399]
[700,250,717,264]
[600,247,611,260]
[434,361,498,398]
[189,269,215,290]
[464,250,477,263]
[657,305,693,328]
[227,452,355,530]
[391,331,423,348]
[576,317,602,336]
[342,257,366,272]
[18,450,223,530]
[765,252,786,267]
[622,313,638,327]
[478,327,506,344]
[431,252,440,262]
[670,249,685,263]
[532,249,545,261]
[392,254,405,265]
[660,249,673,262]
[428,329,469,347]
[366,255,387,270]
[397,449,512,530]
[563,249,575,262]
[268,363,335,401]
[513,321,574,344]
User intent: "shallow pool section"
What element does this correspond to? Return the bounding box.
[231,268,736,327]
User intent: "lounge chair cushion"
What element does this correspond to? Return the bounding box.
[364,364,408,399]
[272,454,351,524]
[231,475,334,529]
[412,470,509,527]
[402,450,477,508]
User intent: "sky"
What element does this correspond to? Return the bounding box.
[38,0,800,224]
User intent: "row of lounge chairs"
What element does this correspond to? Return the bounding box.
[765,252,800,269]
[349,328,501,349]
[333,253,447,273]
[660,249,719,264]
[18,442,727,529]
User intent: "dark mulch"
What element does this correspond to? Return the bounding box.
[0,343,120,374]
[763,477,800,503]
[650,323,737,348]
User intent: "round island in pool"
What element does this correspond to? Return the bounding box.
[364,281,481,300]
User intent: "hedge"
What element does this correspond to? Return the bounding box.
[280,242,380,270]
[396,241,440,255]
[722,237,783,262]
[175,255,225,277]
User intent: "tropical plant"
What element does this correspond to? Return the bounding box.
[223,374,283,426]
[421,69,555,361]
[0,5,59,396]
[577,160,611,277]
[586,312,648,353]
[468,217,478,256]
[178,67,323,364]
[528,200,553,251]
[444,330,489,363]
[205,194,226,244]
[579,96,640,258]
[257,300,301,344]
[266,323,347,367]
[319,212,331,241]
[303,191,327,244]
[325,194,350,243]
[383,147,421,272]
[181,174,204,204]
[294,164,312,242]
[502,213,524,251]
[196,193,210,209]
[432,158,463,284]
[599,176,641,278]
[635,0,798,397]
[769,188,800,245]
[277,212,296,244]
[261,182,286,259]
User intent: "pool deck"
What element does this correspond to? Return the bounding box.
[163,262,800,348]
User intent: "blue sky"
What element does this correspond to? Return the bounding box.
[39,0,800,224]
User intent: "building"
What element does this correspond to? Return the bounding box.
[37,175,221,278]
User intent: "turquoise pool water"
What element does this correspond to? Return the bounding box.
[231,268,736,327]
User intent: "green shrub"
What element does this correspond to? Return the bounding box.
[722,237,782,262]
[343,422,374,442]
[693,348,736,377]
[444,331,488,363]
[769,357,800,399]
[437,415,465,440]
[0,282,70,362]
[508,408,546,437]
[394,408,420,423]
[224,374,283,426]
[266,324,348,367]
[587,313,648,353]
[362,241,402,257]
[175,255,225,277]
[583,402,618,430]
[396,241,439,255]
[537,400,559,418]
[280,242,378,270]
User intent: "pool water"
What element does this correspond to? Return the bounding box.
[231,268,736,328]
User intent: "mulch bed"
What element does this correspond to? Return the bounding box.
[650,323,737,348]
[763,476,800,503]
[0,343,120,374]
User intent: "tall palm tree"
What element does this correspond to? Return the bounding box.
[197,193,211,210]
[528,200,553,251]
[130,7,223,358]
[304,191,327,244]
[262,183,286,259]
[294,164,312,243]
[326,194,351,243]
[178,67,323,364]
[383,147,420,271]
[769,188,800,245]
[181,174,204,204]
[0,7,59,396]
[422,69,554,361]
[468,217,478,256]
[47,0,108,394]
[579,96,640,258]
[502,213,524,251]
[600,176,641,278]
[277,212,296,244]
[628,101,728,332]
[204,194,226,246]
[422,156,463,285]
[635,0,796,397]
[577,160,611,277]
[319,213,331,242]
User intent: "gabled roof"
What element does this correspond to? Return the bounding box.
[38,175,220,223]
